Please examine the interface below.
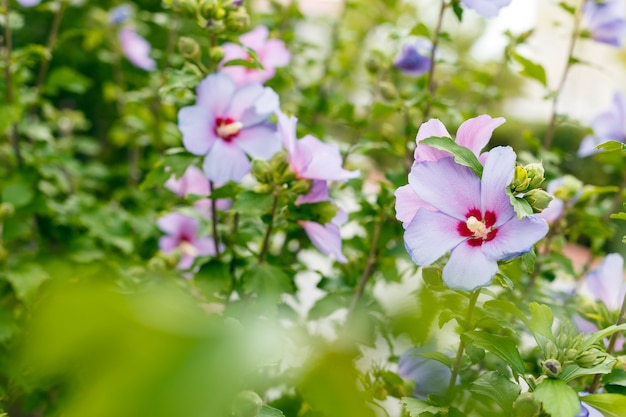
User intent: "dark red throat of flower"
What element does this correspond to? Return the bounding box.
[457,209,498,247]
[214,117,242,142]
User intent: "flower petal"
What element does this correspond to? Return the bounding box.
[300,220,347,263]
[585,253,625,311]
[262,39,290,67]
[179,106,216,156]
[410,157,481,220]
[159,236,178,252]
[297,180,329,205]
[165,165,210,197]
[119,28,155,71]
[480,146,516,226]
[203,140,251,183]
[229,85,279,127]
[235,123,281,160]
[398,348,453,400]
[480,215,548,261]
[455,115,505,157]
[404,209,466,266]
[395,184,433,229]
[194,237,219,256]
[443,242,498,291]
[157,212,192,236]
[240,25,269,51]
[196,73,236,116]
[298,135,359,181]
[414,119,451,162]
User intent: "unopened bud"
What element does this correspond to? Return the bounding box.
[209,46,225,62]
[513,392,541,417]
[564,348,578,362]
[231,390,263,417]
[148,257,167,271]
[553,175,583,202]
[198,0,216,18]
[251,159,272,184]
[177,0,199,17]
[214,6,226,19]
[524,163,545,189]
[545,341,558,359]
[269,151,290,180]
[523,189,553,213]
[178,36,201,60]
[576,348,606,368]
[291,179,312,195]
[226,8,250,31]
[541,359,562,377]
[0,202,15,220]
[379,81,397,100]
[511,165,530,193]
[365,56,381,74]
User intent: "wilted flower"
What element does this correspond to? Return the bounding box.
[461,0,512,18]
[398,347,457,399]
[219,25,290,87]
[16,0,41,6]
[165,165,232,214]
[582,0,626,47]
[393,40,432,77]
[395,115,505,228]
[178,73,281,183]
[119,28,156,71]
[297,181,348,263]
[109,4,132,25]
[157,213,218,269]
[399,146,548,291]
[578,92,626,157]
[277,111,359,182]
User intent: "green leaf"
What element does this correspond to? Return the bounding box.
[484,300,530,326]
[2,181,34,208]
[291,201,338,225]
[241,264,295,303]
[595,140,626,152]
[232,191,274,213]
[533,379,580,417]
[414,351,452,368]
[45,66,92,95]
[258,405,285,417]
[308,292,350,320]
[611,212,626,221]
[462,331,526,374]
[506,188,534,219]
[4,263,50,303]
[580,323,626,351]
[401,397,447,416]
[222,58,264,69]
[529,302,554,341]
[409,22,431,38]
[451,1,463,22]
[560,356,616,383]
[420,137,483,177]
[471,371,520,412]
[511,52,547,86]
[582,393,626,417]
[602,369,626,387]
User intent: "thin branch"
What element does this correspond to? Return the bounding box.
[347,220,382,316]
[34,0,67,98]
[3,0,22,168]
[209,180,222,261]
[258,189,279,264]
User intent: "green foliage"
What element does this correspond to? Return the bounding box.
[533,378,580,417]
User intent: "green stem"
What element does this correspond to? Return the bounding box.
[258,189,279,264]
[447,290,480,400]
[3,0,22,168]
[347,220,382,316]
[209,181,222,261]
[543,0,583,150]
[34,0,67,98]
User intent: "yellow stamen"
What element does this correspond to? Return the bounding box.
[179,241,198,257]
[216,121,243,138]
[466,216,489,239]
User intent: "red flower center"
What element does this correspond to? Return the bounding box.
[457,208,498,247]
[214,117,242,142]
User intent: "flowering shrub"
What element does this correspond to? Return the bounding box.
[2,1,626,417]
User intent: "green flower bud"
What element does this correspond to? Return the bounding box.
[254,183,273,194]
[175,0,199,17]
[541,359,562,377]
[523,189,553,213]
[208,45,225,62]
[0,202,15,220]
[147,257,167,271]
[365,56,381,74]
[198,0,216,18]
[226,8,250,31]
[290,179,312,195]
[269,151,291,180]
[513,392,542,417]
[251,159,272,184]
[564,348,578,362]
[544,341,558,359]
[556,330,569,348]
[178,36,201,60]
[524,163,545,189]
[553,175,583,202]
[231,390,263,417]
[214,6,226,19]
[511,165,530,193]
[576,348,606,368]
[379,81,397,100]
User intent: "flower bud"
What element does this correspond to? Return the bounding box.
[290,179,312,195]
[511,165,530,193]
[523,189,553,213]
[209,46,225,62]
[365,55,381,74]
[379,81,397,100]
[0,202,15,220]
[541,358,562,377]
[513,392,542,417]
[251,159,272,184]
[226,8,250,31]
[524,163,545,189]
[147,257,167,271]
[214,6,226,19]
[198,0,216,18]
[564,348,578,362]
[576,348,606,368]
[544,341,558,359]
[175,0,199,17]
[178,36,201,60]
[231,390,263,417]
[553,175,583,202]
[269,151,291,180]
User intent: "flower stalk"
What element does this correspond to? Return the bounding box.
[209,181,222,260]
[258,188,280,264]
[348,220,382,316]
[3,0,22,168]
[34,0,67,98]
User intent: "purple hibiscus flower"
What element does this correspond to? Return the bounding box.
[178,73,281,183]
[157,213,218,269]
[109,4,132,25]
[576,401,603,417]
[219,25,290,87]
[578,92,626,157]
[393,40,432,77]
[398,347,457,399]
[395,115,505,228]
[165,165,232,215]
[119,28,156,71]
[461,0,512,18]
[399,146,548,290]
[582,0,626,47]
[16,0,41,6]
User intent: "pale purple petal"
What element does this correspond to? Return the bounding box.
[461,0,511,18]
[398,348,453,399]
[17,0,41,6]
[234,123,281,160]
[573,315,599,334]
[444,241,499,291]
[195,73,236,117]
[409,157,481,220]
[178,254,195,270]
[262,39,290,67]
[404,209,467,266]
[414,119,451,162]
[300,220,347,263]
[297,180,329,205]
[228,85,279,127]
[203,140,251,183]
[157,212,193,236]
[297,135,359,181]
[109,4,132,24]
[194,237,218,256]
[480,146,516,226]
[165,165,210,197]
[119,28,155,71]
[480,215,548,261]
[455,115,505,157]
[585,253,625,310]
[158,236,179,252]
[578,134,602,157]
[239,25,269,51]
[580,403,604,417]
[333,207,348,226]
[277,111,300,159]
[393,41,432,77]
[395,184,434,229]
[584,0,626,47]
[535,198,564,224]
[179,106,216,156]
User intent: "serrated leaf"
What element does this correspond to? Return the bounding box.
[529,302,554,341]
[506,188,534,219]
[462,331,526,374]
[401,397,447,416]
[308,292,350,320]
[241,264,295,303]
[471,372,520,412]
[512,52,547,86]
[420,136,483,177]
[533,378,580,417]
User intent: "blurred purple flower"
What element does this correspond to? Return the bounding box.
[297,180,348,263]
[157,213,218,269]
[400,146,548,290]
[461,0,512,18]
[398,347,457,399]
[165,165,232,215]
[219,25,290,87]
[395,115,505,228]
[393,40,432,77]
[178,73,281,183]
[578,92,626,157]
[582,0,626,47]
[277,111,359,182]
[119,28,156,71]
[109,4,132,25]
[576,402,602,417]
[535,176,581,224]
[16,0,41,6]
